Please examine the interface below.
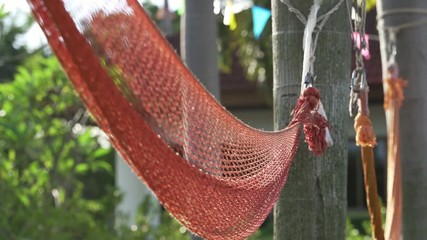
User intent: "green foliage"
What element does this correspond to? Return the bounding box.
[0,5,42,83]
[217,0,273,104]
[248,217,273,240]
[0,51,189,239]
[346,218,372,240]
[0,55,118,239]
[346,204,387,239]
[0,4,8,19]
[117,197,190,240]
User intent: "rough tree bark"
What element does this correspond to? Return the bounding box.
[377,1,427,239]
[272,0,350,239]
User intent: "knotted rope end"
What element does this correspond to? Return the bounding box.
[354,112,376,147]
[383,77,408,109]
[292,87,329,156]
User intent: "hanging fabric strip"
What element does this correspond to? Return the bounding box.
[378,12,427,238]
[354,86,385,240]
[224,0,237,30]
[251,5,272,39]
[301,0,320,91]
[350,1,384,238]
[383,64,406,240]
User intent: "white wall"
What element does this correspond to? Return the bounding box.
[115,154,160,227]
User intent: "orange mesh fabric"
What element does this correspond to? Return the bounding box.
[27,0,317,239]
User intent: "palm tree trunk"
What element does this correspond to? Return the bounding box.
[272,0,350,239]
[181,0,219,100]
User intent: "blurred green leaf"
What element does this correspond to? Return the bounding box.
[0,4,9,18]
[17,193,30,207]
[94,160,112,172]
[75,163,89,174]
[8,149,15,161]
[93,148,110,158]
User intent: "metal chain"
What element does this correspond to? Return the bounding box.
[349,0,368,117]
[353,0,366,68]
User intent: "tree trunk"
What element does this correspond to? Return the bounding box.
[180,1,218,239]
[159,0,172,36]
[377,1,427,239]
[272,0,350,239]
[181,0,219,100]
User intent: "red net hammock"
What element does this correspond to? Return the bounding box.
[28,0,328,239]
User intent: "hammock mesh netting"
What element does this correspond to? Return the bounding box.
[28,0,328,239]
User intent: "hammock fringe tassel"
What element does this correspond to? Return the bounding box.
[354,87,384,240]
[354,113,376,147]
[292,87,329,156]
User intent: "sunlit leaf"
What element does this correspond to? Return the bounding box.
[93,148,110,158]
[94,161,112,172]
[8,149,15,161]
[17,193,30,207]
[75,163,89,174]
[59,158,74,172]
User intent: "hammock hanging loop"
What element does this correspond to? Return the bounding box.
[304,62,316,88]
[386,30,398,65]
